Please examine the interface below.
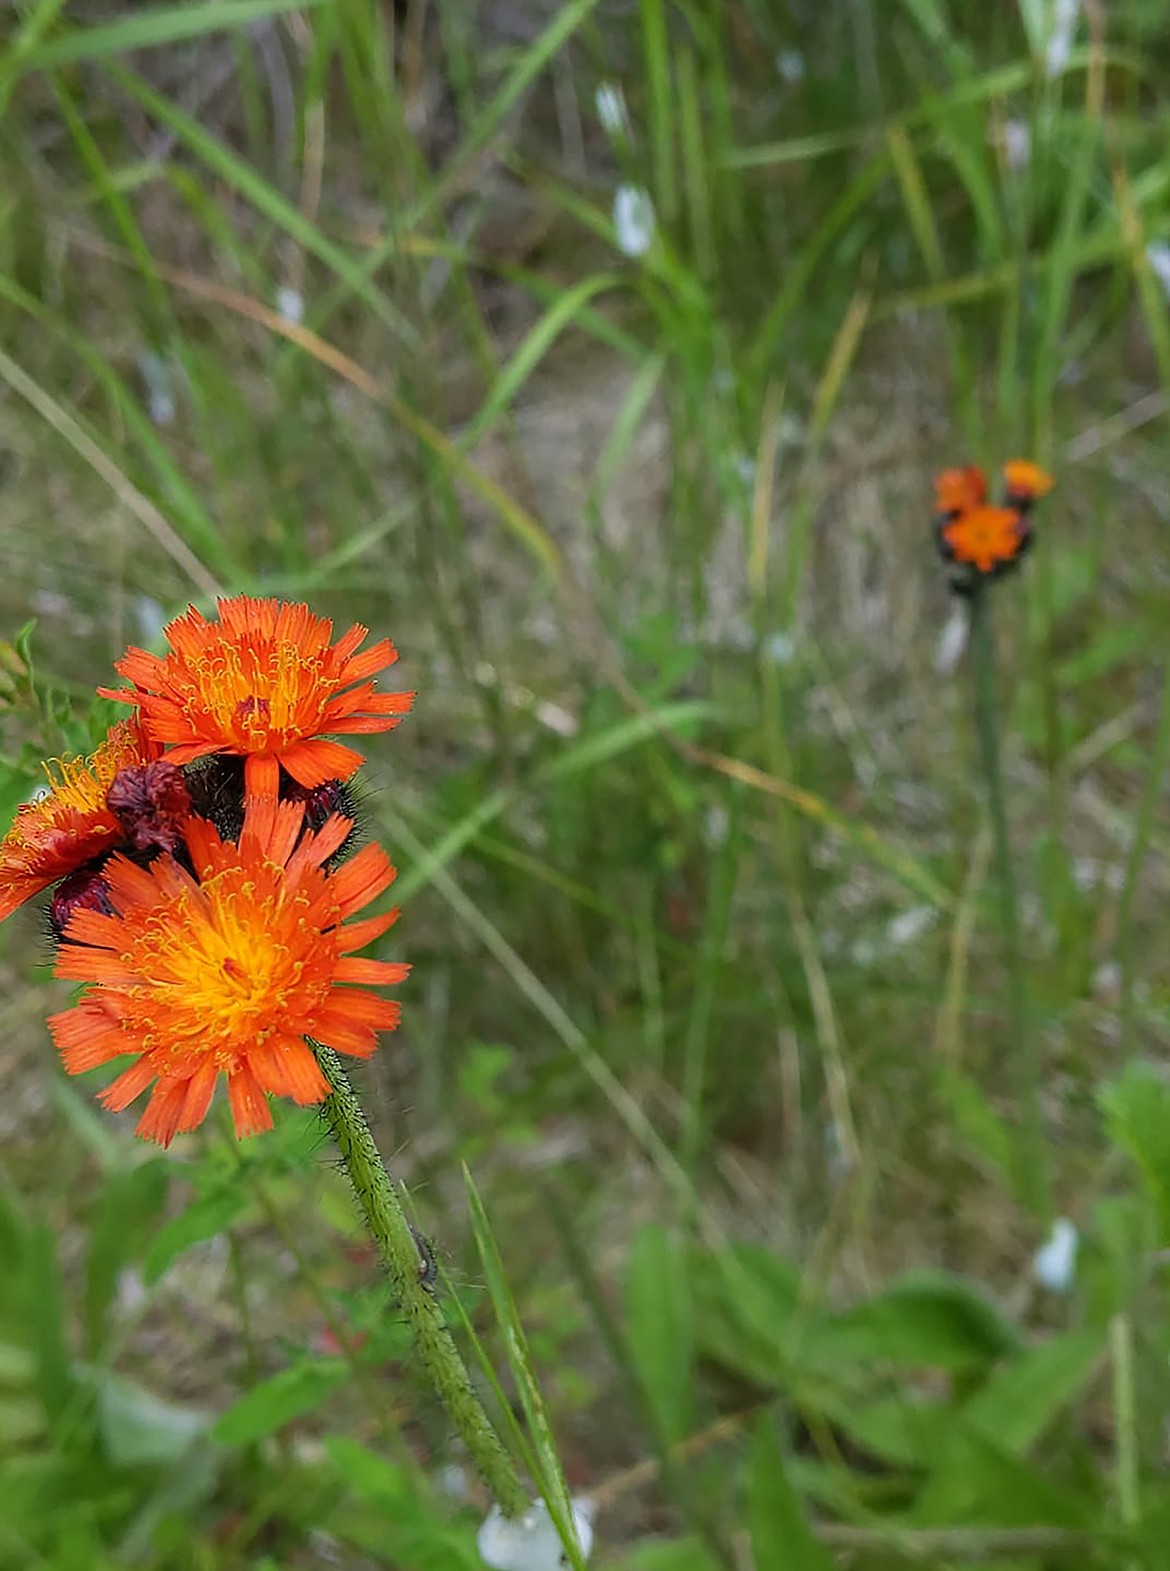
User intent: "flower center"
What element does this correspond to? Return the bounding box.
[120,864,337,1067]
[181,639,332,752]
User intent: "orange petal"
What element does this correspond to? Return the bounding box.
[55,947,139,985]
[135,1077,188,1147]
[0,875,53,921]
[103,854,164,911]
[331,622,370,664]
[156,738,219,764]
[249,1037,330,1104]
[339,637,396,684]
[244,754,282,804]
[96,684,144,708]
[329,844,397,918]
[336,910,400,952]
[308,1012,380,1057]
[176,1062,219,1133]
[227,1064,274,1140]
[183,813,230,881]
[49,1004,127,1071]
[334,958,411,986]
[325,684,413,723]
[279,738,365,788]
[100,1055,159,1112]
[330,714,410,736]
[286,813,353,880]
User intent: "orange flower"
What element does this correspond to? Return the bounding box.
[934,466,987,516]
[1002,460,1055,506]
[941,506,1028,574]
[101,596,414,802]
[0,720,157,923]
[48,796,408,1147]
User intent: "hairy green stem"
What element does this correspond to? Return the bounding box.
[968,586,1049,1220]
[313,1044,529,1518]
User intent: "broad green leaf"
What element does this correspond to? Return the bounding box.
[624,1224,694,1446]
[816,1388,948,1468]
[914,1428,1098,1530]
[748,1415,833,1571]
[691,1242,803,1389]
[143,1186,246,1285]
[805,1270,1021,1373]
[960,1330,1104,1454]
[211,1360,347,1447]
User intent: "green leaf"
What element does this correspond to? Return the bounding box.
[1101,1064,1170,1242]
[806,1270,1021,1373]
[817,1388,948,1468]
[624,1224,694,1446]
[960,1330,1104,1454]
[211,1360,348,1447]
[143,1185,246,1285]
[914,1429,1098,1530]
[748,1415,834,1571]
[96,1371,209,1466]
[691,1242,803,1389]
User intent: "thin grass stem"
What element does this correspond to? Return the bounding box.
[313,1044,529,1518]
[968,584,1049,1220]
[1115,661,1170,1054]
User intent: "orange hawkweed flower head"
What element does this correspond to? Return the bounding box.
[941,506,1028,575]
[934,465,987,517]
[100,595,414,803]
[933,457,1053,593]
[49,796,408,1147]
[1002,459,1055,507]
[0,719,158,922]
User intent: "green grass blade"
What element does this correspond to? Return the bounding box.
[464,1169,588,1570]
[109,65,419,348]
[15,0,331,73]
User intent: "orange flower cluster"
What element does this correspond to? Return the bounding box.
[0,596,413,1146]
[933,460,1054,593]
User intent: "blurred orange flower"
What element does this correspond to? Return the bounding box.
[101,595,414,803]
[940,505,1029,575]
[1002,460,1055,506]
[934,466,987,516]
[0,720,157,922]
[49,795,407,1147]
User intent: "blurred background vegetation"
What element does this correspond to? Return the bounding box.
[3,1,1170,1566]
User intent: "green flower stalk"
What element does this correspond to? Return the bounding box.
[967,584,1049,1220]
[314,1043,529,1518]
[933,460,1055,1219]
